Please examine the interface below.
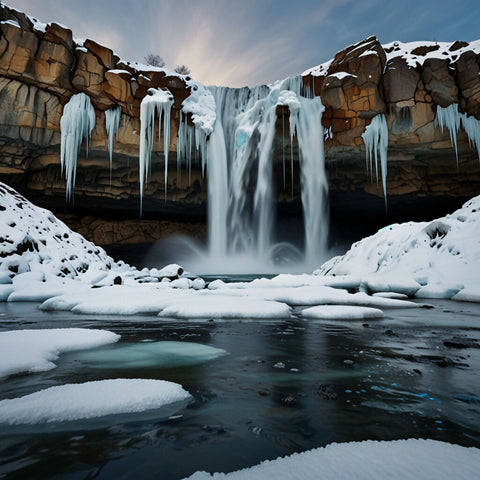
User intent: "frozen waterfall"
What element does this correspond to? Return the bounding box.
[138,88,174,213]
[60,93,96,202]
[105,106,121,185]
[362,114,389,210]
[435,103,480,164]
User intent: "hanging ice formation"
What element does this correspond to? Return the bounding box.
[105,106,121,185]
[60,93,96,202]
[435,103,480,164]
[138,88,174,212]
[362,114,389,210]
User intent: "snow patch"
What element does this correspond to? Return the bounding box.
[0,379,191,424]
[183,439,480,480]
[0,328,119,379]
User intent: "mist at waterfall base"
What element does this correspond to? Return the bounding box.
[144,78,330,275]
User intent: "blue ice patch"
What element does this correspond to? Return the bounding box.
[236,131,247,149]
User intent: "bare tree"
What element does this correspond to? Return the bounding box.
[144,54,165,68]
[175,65,191,75]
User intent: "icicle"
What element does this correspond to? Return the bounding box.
[460,113,480,164]
[435,103,461,166]
[60,92,96,202]
[282,113,286,190]
[105,106,121,186]
[362,114,389,210]
[138,88,173,214]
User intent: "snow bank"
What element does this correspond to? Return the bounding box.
[315,195,480,301]
[0,182,186,300]
[0,379,191,424]
[183,439,480,480]
[0,328,119,379]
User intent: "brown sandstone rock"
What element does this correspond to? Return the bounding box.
[454,50,480,118]
[421,58,458,107]
[84,38,115,69]
[383,56,420,104]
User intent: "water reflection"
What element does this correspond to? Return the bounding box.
[0,300,479,479]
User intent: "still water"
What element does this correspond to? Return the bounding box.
[0,299,479,479]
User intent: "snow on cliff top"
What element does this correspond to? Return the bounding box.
[315,195,480,301]
[302,39,480,77]
[383,39,480,67]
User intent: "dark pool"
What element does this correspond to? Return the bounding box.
[1,299,479,479]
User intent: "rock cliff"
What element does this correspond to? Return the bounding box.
[0,3,479,247]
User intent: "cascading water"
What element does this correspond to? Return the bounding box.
[198,76,329,272]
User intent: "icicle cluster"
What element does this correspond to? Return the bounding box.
[362,114,389,210]
[435,103,480,164]
[138,88,174,212]
[105,106,121,185]
[60,93,96,202]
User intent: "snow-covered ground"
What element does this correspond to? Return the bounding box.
[183,439,480,480]
[2,183,480,329]
[0,378,191,424]
[315,195,480,302]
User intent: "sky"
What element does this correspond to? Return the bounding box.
[5,0,480,87]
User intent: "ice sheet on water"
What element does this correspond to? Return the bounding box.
[72,341,227,369]
[183,439,480,480]
[0,329,119,379]
[158,295,291,319]
[0,379,191,425]
[302,305,384,320]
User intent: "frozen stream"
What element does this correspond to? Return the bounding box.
[0,298,479,479]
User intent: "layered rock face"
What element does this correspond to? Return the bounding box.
[0,3,479,246]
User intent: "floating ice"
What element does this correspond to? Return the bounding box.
[362,114,388,209]
[0,379,191,425]
[105,106,121,184]
[302,305,384,320]
[60,93,96,202]
[0,328,119,379]
[183,439,480,480]
[158,295,292,319]
[72,341,227,369]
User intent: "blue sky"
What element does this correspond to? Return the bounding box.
[6,0,480,87]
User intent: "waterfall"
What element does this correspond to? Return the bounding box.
[202,77,328,270]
